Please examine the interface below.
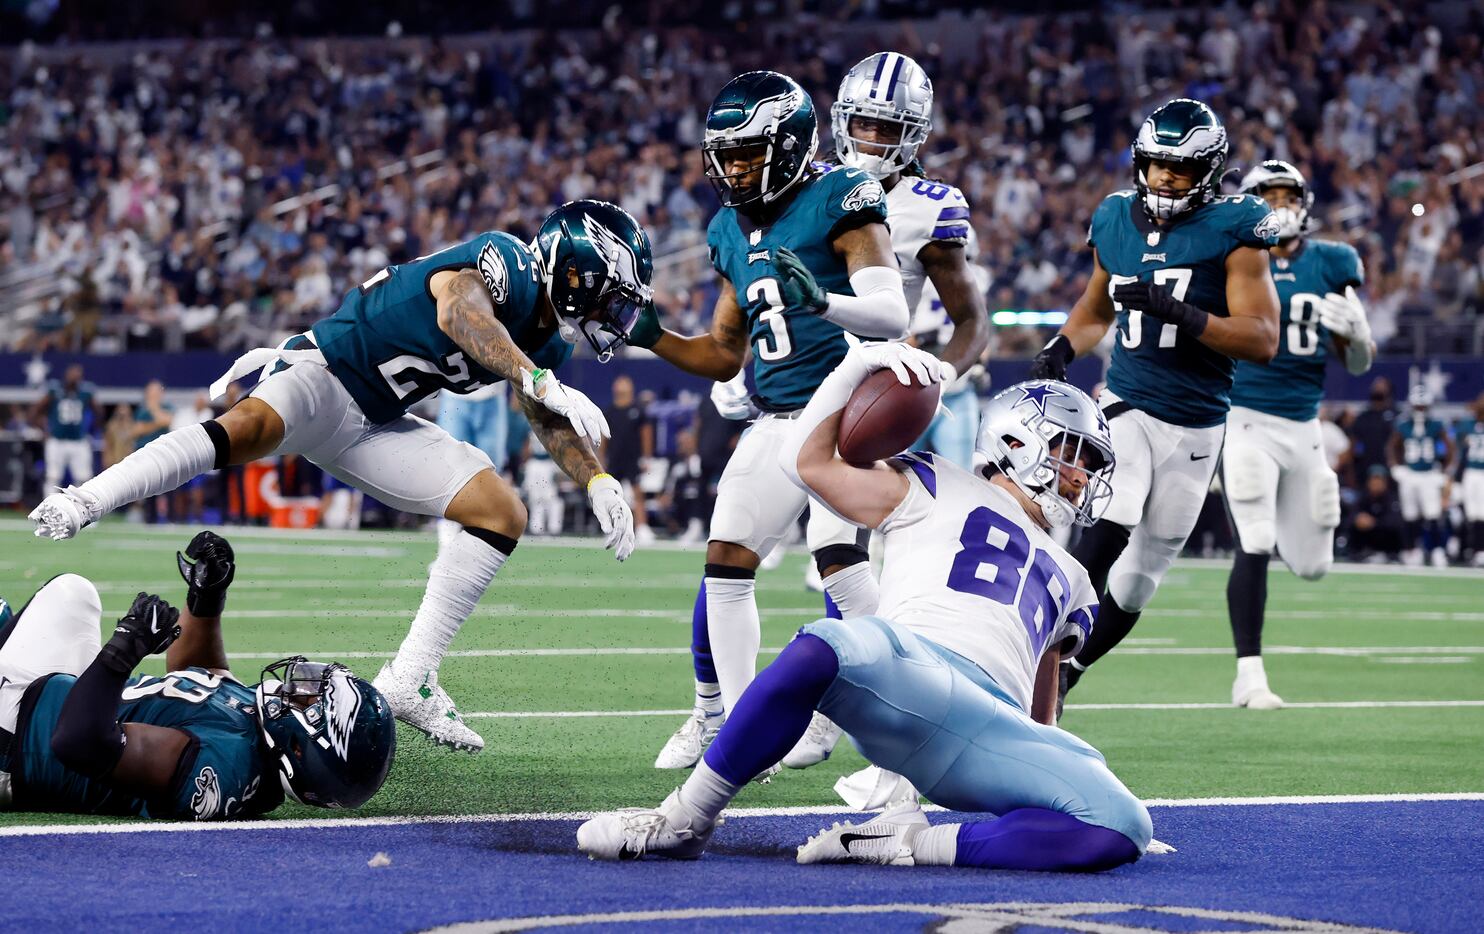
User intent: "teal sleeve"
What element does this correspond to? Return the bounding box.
[1333,242,1366,288]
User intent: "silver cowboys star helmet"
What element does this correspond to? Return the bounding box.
[832,52,934,180]
[1239,159,1314,241]
[975,380,1116,529]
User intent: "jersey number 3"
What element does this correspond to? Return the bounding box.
[747,277,793,362]
[946,507,1070,655]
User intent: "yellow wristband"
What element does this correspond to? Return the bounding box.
[587,472,615,493]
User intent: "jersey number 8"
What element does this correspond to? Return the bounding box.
[1111,268,1193,350]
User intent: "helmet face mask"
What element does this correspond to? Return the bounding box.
[703,71,819,209]
[1239,159,1314,241]
[832,52,933,181]
[256,656,395,810]
[534,200,654,362]
[974,381,1116,529]
[1132,99,1228,220]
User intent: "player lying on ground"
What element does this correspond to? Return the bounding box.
[30,200,651,754]
[578,344,1153,871]
[0,532,394,819]
[1222,159,1375,709]
[627,71,910,771]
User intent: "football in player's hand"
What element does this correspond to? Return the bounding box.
[837,369,942,466]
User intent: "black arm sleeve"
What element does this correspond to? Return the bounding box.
[50,658,130,777]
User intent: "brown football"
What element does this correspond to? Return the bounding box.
[837,369,943,466]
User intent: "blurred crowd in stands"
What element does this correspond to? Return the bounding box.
[3,0,1484,359]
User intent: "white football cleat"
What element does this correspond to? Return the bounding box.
[1232,675,1285,710]
[29,487,102,541]
[577,789,715,861]
[373,663,484,752]
[797,799,928,866]
[654,708,724,769]
[782,711,843,769]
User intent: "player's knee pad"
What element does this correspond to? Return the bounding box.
[1310,470,1341,530]
[1107,536,1182,612]
[1223,445,1278,553]
[1289,551,1332,582]
[1097,788,1155,855]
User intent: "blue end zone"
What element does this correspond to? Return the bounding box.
[3,801,1478,932]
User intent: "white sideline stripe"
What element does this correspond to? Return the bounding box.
[460,699,1484,718]
[208,645,1484,661]
[1,792,1480,838]
[1374,656,1473,664]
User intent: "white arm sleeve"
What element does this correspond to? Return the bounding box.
[819,265,910,339]
[1343,289,1375,375]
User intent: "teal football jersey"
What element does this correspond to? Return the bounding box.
[45,381,94,440]
[1090,191,1280,428]
[1457,418,1484,470]
[1229,239,1364,422]
[707,166,889,411]
[1398,417,1449,472]
[13,669,283,820]
[313,232,572,424]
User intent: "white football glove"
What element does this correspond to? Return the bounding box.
[1317,287,1370,343]
[849,341,942,387]
[587,474,635,561]
[710,371,757,421]
[522,368,609,442]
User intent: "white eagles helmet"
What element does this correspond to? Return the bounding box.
[1239,159,1314,241]
[832,52,934,180]
[975,380,1116,529]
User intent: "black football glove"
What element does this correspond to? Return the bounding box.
[99,592,181,674]
[1111,281,1210,337]
[177,530,235,617]
[1028,334,1075,381]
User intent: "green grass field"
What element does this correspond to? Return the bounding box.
[2,520,1480,827]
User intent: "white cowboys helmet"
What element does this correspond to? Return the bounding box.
[832,52,934,180]
[975,380,1116,529]
[1240,159,1314,241]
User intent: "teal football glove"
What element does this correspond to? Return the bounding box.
[774,247,828,315]
[627,301,663,350]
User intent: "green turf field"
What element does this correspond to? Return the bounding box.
[1,520,1480,827]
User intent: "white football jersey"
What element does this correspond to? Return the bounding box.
[886,177,972,311]
[875,452,1097,711]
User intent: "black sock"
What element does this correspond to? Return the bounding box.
[1227,550,1270,657]
[1072,591,1142,670]
[1071,519,1132,596]
[1404,520,1421,550]
[1472,521,1484,558]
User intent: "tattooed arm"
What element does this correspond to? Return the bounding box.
[431,268,536,383]
[518,392,604,487]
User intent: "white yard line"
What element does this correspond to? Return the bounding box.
[0,792,1479,838]
[458,699,1484,718]
[210,645,1484,661]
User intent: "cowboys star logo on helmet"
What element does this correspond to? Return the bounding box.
[324,666,364,762]
[1016,382,1069,417]
[477,241,509,305]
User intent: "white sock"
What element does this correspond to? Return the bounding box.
[670,759,740,830]
[912,823,959,866]
[393,529,511,678]
[1236,655,1268,682]
[694,680,723,716]
[705,575,759,714]
[77,425,216,516]
[822,562,880,617]
[436,518,460,550]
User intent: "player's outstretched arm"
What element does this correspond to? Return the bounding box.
[51,592,194,795]
[1031,255,1114,380]
[778,344,939,528]
[921,240,990,380]
[168,531,236,675]
[637,279,748,381]
[432,268,539,384]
